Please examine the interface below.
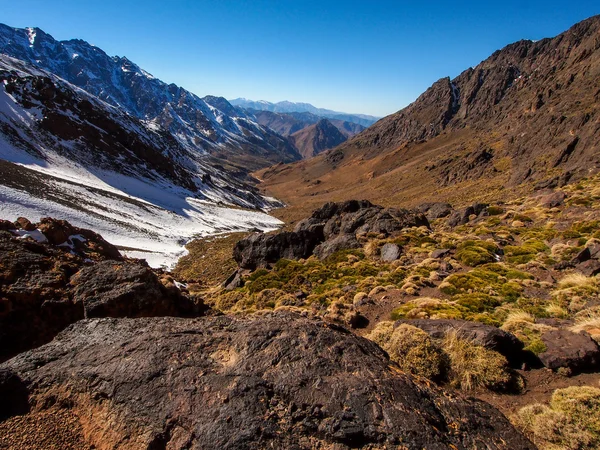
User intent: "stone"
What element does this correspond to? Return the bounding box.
[539,190,566,208]
[538,329,600,373]
[0,312,535,449]
[313,234,361,259]
[576,259,600,277]
[353,292,369,307]
[415,202,453,220]
[15,217,35,231]
[380,243,402,262]
[430,248,451,259]
[222,269,244,290]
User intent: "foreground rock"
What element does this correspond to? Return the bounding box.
[0,312,534,449]
[234,200,428,269]
[0,218,205,362]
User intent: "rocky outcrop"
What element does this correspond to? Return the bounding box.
[394,319,526,366]
[0,312,534,449]
[234,200,428,269]
[0,218,205,362]
[538,329,600,373]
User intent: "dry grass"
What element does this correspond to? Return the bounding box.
[571,309,600,342]
[557,273,598,290]
[501,310,535,330]
[442,330,518,391]
[545,303,570,319]
[514,386,600,449]
[366,322,447,381]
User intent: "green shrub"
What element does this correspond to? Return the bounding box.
[455,240,499,267]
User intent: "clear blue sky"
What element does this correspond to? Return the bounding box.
[2,1,599,116]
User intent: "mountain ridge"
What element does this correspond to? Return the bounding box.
[258,15,600,222]
[0,23,300,170]
[230,97,379,127]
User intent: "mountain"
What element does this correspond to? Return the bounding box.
[247,109,365,138]
[230,98,379,127]
[0,24,300,170]
[288,119,348,159]
[0,54,283,267]
[244,109,365,158]
[258,15,600,221]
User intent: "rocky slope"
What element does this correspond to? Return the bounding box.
[230,98,379,127]
[258,15,600,219]
[0,311,534,449]
[0,55,283,267]
[0,217,206,362]
[0,24,300,169]
[288,118,349,159]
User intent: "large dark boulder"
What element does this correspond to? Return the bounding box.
[0,312,534,449]
[235,201,428,268]
[447,203,489,227]
[415,202,453,220]
[0,218,204,362]
[233,226,324,270]
[71,260,196,318]
[394,319,525,366]
[538,329,600,373]
[313,234,361,259]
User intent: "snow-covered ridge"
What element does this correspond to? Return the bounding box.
[0,54,283,268]
[0,23,299,168]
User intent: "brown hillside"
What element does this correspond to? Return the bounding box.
[258,16,600,223]
[288,118,348,159]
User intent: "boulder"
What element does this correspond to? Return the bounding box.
[233,227,324,269]
[394,319,525,366]
[538,329,600,373]
[0,222,205,362]
[446,203,488,227]
[380,243,402,262]
[15,217,36,231]
[70,260,190,318]
[313,234,361,259]
[236,201,428,268]
[539,190,566,208]
[0,312,534,449]
[430,248,451,259]
[415,202,453,220]
[576,259,600,277]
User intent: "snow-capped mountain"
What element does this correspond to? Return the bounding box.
[0,24,300,169]
[230,98,380,127]
[0,54,283,268]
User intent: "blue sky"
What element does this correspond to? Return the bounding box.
[2,1,599,116]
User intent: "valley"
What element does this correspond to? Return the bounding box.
[0,11,600,450]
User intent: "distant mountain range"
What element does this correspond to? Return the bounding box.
[0,24,300,170]
[245,109,365,159]
[230,98,380,128]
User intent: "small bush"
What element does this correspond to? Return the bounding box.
[455,240,499,267]
[515,386,600,449]
[442,330,518,391]
[385,324,448,381]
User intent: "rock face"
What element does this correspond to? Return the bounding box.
[538,329,600,373]
[394,319,525,366]
[0,218,204,362]
[234,200,428,269]
[0,312,534,449]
